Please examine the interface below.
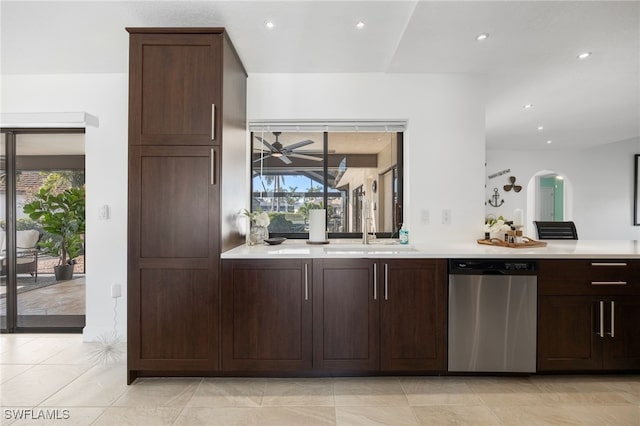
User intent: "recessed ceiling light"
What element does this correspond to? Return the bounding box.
[577,52,592,59]
[476,33,489,41]
[537,125,544,131]
[523,104,534,109]
[265,21,275,30]
[356,21,365,30]
[546,140,552,144]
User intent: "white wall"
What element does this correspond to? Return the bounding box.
[3,70,634,341]
[487,137,640,240]
[2,73,129,341]
[248,73,487,242]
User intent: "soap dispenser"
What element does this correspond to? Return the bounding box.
[399,223,409,244]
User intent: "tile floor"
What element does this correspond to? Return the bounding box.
[1,334,639,425]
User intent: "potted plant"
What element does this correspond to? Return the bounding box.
[23,187,85,280]
[243,209,270,245]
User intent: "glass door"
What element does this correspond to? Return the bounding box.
[0,133,7,331]
[1,129,85,332]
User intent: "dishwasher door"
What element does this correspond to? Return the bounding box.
[448,273,537,373]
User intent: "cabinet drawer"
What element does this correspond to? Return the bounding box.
[539,259,640,295]
[538,259,586,281]
[588,261,634,285]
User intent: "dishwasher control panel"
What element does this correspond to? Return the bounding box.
[449,259,537,275]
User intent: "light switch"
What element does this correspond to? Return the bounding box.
[99,204,111,220]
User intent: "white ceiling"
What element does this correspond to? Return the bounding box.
[1,0,639,150]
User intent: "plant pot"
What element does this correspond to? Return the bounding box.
[248,225,269,245]
[54,264,74,281]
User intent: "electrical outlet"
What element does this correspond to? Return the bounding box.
[111,284,121,298]
[442,209,452,225]
[421,209,430,224]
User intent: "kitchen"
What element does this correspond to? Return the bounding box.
[2,1,640,424]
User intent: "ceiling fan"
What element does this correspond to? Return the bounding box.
[254,132,323,164]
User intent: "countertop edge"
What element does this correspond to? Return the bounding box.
[221,240,640,259]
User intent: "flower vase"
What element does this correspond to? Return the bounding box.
[248,224,269,245]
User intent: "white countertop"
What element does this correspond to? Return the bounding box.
[221,239,640,259]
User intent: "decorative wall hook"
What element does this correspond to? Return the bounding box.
[503,176,522,192]
[488,187,505,207]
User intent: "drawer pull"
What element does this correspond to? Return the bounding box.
[591,281,627,286]
[591,262,627,267]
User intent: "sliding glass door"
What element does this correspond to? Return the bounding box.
[1,129,85,333]
[0,133,7,330]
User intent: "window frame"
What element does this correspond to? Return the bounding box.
[249,128,404,240]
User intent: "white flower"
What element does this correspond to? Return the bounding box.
[254,212,270,227]
[484,219,511,238]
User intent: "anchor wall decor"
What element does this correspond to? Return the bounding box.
[488,187,504,207]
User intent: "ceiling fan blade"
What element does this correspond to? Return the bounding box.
[283,139,314,151]
[289,153,323,161]
[279,154,293,165]
[253,154,274,163]
[256,136,277,152]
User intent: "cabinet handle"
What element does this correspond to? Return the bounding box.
[304,263,309,301]
[211,104,216,141]
[610,301,615,338]
[591,281,627,286]
[210,148,216,185]
[373,263,377,300]
[384,263,389,301]
[599,300,604,338]
[591,262,627,267]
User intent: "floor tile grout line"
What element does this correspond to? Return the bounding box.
[170,377,204,425]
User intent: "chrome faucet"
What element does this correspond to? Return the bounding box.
[361,192,369,244]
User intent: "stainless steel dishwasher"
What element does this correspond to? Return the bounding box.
[448,259,537,373]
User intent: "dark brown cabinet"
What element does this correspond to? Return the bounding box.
[128,31,222,146]
[128,146,220,378]
[312,258,447,373]
[538,259,640,372]
[127,28,246,383]
[380,259,447,372]
[313,259,380,372]
[221,259,312,372]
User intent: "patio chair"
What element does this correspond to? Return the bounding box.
[534,221,578,240]
[0,230,42,280]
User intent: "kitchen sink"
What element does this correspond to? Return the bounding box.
[323,245,417,255]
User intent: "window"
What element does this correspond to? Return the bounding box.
[250,123,404,238]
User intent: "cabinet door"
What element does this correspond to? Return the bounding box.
[604,296,640,370]
[221,259,312,372]
[538,296,603,371]
[128,146,219,376]
[313,259,379,371]
[129,32,222,146]
[380,259,447,372]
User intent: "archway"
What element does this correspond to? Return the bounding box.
[526,170,574,237]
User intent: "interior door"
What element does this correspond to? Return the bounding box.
[539,186,555,221]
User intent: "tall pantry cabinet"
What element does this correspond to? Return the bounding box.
[126,28,247,383]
